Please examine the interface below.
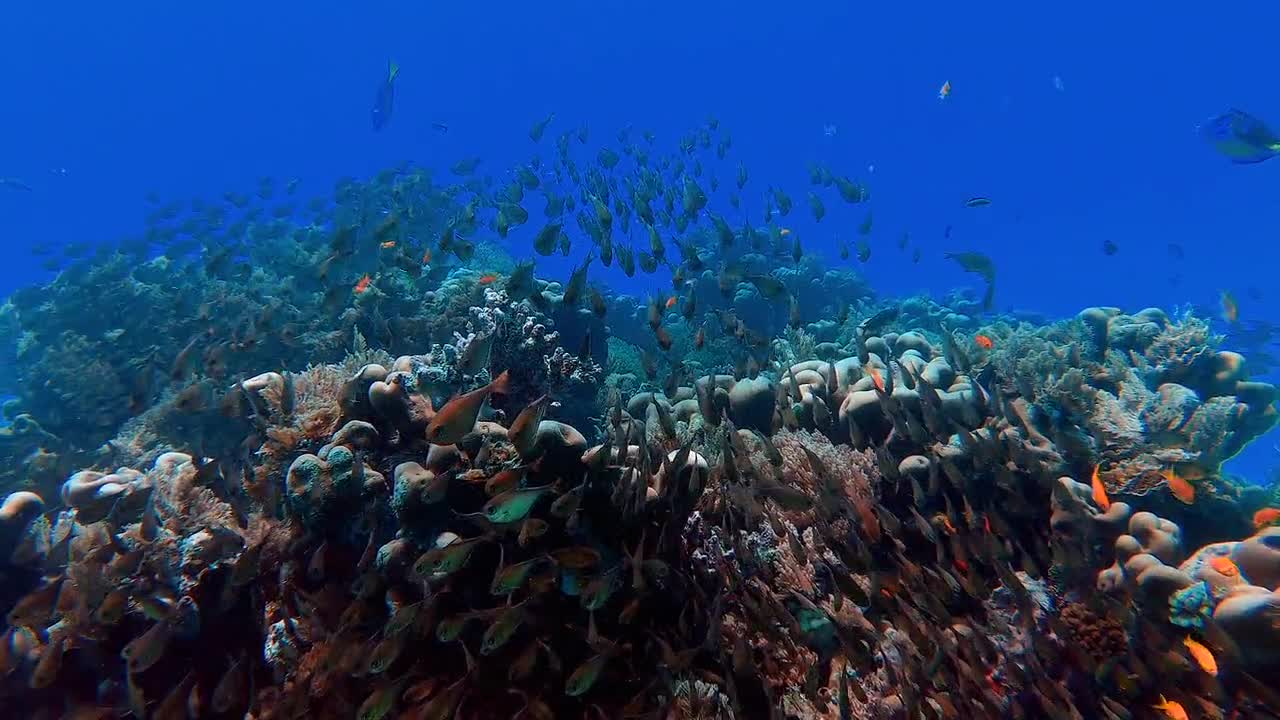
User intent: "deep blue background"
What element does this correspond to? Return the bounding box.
[2,2,1277,479]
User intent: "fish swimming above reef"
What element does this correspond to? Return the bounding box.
[0,177,33,191]
[1199,108,1280,163]
[371,60,399,131]
[943,250,996,310]
[6,106,1280,720]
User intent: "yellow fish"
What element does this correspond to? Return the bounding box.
[1151,694,1188,720]
[1162,468,1196,504]
[1221,290,1239,323]
[1208,555,1239,578]
[1182,636,1218,676]
[1090,466,1110,511]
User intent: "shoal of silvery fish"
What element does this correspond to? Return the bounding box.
[0,84,1279,720]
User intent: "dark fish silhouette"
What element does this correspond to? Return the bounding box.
[1200,108,1280,164]
[371,61,399,131]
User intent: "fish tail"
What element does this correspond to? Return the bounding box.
[388,60,400,82]
[489,370,512,396]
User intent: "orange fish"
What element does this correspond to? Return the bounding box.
[354,274,372,294]
[1253,507,1280,530]
[380,240,397,249]
[1182,636,1218,676]
[938,80,952,100]
[1163,468,1195,504]
[694,327,705,350]
[779,228,792,237]
[422,250,432,264]
[856,502,881,543]
[664,296,678,309]
[984,668,1005,697]
[974,333,994,350]
[1167,466,1192,504]
[1151,695,1188,720]
[868,367,885,392]
[1090,466,1111,511]
[1208,556,1239,578]
[934,514,957,535]
[1221,290,1239,324]
[477,273,499,285]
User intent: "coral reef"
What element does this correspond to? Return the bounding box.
[5,284,1280,719]
[989,308,1277,491]
[0,110,1278,719]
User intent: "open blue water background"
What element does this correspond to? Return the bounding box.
[1,1,1277,480]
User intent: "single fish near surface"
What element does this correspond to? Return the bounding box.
[0,177,34,191]
[1199,108,1280,164]
[371,60,399,131]
[1221,290,1239,323]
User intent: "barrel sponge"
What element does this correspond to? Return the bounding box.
[1213,585,1280,668]
[727,376,776,433]
[1234,527,1280,591]
[0,491,45,550]
[285,444,362,532]
[61,467,148,524]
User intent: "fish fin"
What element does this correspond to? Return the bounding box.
[489,370,512,396]
[388,60,400,82]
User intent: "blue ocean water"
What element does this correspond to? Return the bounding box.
[1,2,1277,480]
